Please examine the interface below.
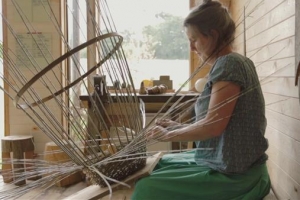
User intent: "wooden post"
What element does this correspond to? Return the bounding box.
[1,135,34,186]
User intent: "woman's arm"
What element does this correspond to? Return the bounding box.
[153,81,241,142]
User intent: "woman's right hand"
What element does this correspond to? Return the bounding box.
[155,119,180,128]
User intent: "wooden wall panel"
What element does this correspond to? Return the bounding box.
[246,0,295,39]
[266,145,300,200]
[261,77,298,98]
[256,57,295,77]
[265,93,300,119]
[2,0,64,154]
[296,0,300,73]
[247,16,295,52]
[230,0,299,199]
[296,0,300,108]
[266,109,300,142]
[248,37,294,64]
[267,160,293,200]
[265,126,300,168]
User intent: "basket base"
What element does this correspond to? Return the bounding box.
[84,152,147,187]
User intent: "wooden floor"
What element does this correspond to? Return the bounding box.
[0,179,134,200]
[19,181,88,200]
[1,175,277,200]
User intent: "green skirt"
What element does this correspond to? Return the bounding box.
[131,151,270,200]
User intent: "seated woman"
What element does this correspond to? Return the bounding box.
[131,0,271,199]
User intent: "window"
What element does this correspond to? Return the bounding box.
[68,0,190,92]
[104,0,190,91]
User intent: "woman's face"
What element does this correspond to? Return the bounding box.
[185,25,216,62]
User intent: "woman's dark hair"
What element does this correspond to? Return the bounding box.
[184,0,236,49]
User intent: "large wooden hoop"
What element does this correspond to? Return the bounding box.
[14,32,123,109]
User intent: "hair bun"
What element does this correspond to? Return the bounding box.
[203,0,213,4]
[200,0,221,9]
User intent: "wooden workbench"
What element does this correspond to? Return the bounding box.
[79,92,199,113]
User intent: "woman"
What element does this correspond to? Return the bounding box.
[132,0,271,199]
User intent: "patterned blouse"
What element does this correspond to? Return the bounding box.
[194,52,268,174]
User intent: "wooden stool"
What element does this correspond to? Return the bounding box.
[44,141,84,187]
[1,135,34,186]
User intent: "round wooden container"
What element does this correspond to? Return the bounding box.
[1,135,34,185]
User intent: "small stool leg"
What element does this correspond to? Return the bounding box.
[1,152,13,183]
[24,151,40,181]
[2,135,35,186]
[12,140,26,186]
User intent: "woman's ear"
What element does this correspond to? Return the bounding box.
[209,29,219,40]
[208,29,219,51]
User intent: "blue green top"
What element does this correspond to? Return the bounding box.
[194,52,268,174]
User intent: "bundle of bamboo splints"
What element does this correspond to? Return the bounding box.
[0,0,288,199]
[0,1,198,199]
